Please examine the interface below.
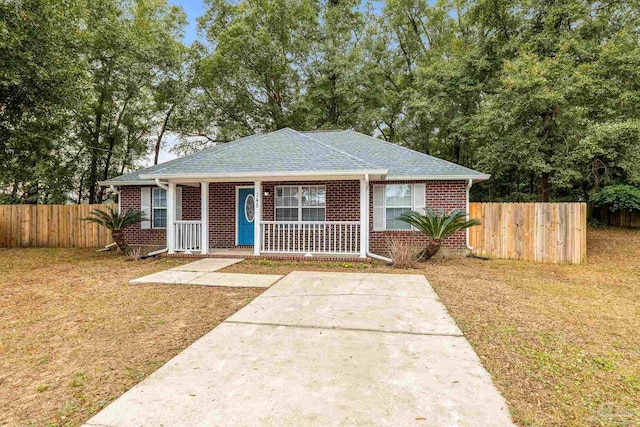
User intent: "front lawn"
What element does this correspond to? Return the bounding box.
[1,227,637,426]
[223,227,640,426]
[0,249,262,426]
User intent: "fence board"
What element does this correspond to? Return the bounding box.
[0,204,116,248]
[469,202,587,264]
[589,206,640,228]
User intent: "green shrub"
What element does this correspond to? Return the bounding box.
[592,185,640,212]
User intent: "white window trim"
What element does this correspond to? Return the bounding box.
[275,185,326,222]
[384,184,413,231]
[152,187,167,229]
[373,183,425,231]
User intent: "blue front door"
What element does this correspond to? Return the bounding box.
[237,187,255,245]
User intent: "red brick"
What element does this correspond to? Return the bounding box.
[118,179,468,254]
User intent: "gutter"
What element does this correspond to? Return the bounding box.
[139,169,389,180]
[385,174,491,181]
[98,180,156,186]
[466,179,474,251]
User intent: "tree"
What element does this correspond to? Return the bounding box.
[196,0,319,140]
[73,0,188,204]
[399,209,480,260]
[300,0,366,130]
[83,207,144,255]
[0,0,85,203]
[471,0,640,201]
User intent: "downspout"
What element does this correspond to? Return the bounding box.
[140,247,168,259]
[364,173,393,264]
[155,178,169,191]
[109,185,120,214]
[466,179,474,251]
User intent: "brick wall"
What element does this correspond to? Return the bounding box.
[208,182,245,248]
[120,185,201,246]
[261,180,360,222]
[119,179,468,253]
[120,186,165,246]
[368,180,468,255]
[181,185,201,220]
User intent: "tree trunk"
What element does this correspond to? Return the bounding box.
[154,105,175,165]
[111,230,132,256]
[420,240,442,261]
[539,173,551,202]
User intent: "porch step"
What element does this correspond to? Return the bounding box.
[164,252,371,263]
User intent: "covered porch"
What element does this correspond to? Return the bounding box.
[162,178,370,259]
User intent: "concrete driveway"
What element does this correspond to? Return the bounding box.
[83,271,513,427]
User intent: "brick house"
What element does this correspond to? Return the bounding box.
[100,128,489,260]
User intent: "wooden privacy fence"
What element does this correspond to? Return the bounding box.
[0,204,115,248]
[589,206,640,228]
[468,203,587,264]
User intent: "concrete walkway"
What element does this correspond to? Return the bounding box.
[129,258,283,288]
[84,271,514,427]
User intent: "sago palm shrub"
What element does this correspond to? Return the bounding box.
[399,209,480,260]
[83,207,145,256]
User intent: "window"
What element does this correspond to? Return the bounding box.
[275,185,326,221]
[385,184,412,230]
[152,188,167,228]
[373,183,425,231]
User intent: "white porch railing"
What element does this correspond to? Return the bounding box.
[174,220,202,252]
[260,221,360,254]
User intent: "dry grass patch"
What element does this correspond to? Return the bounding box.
[223,228,640,426]
[0,248,262,426]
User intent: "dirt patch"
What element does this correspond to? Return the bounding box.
[0,248,263,426]
[222,227,640,426]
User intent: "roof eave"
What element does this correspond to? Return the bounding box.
[139,170,389,180]
[384,174,491,182]
[98,179,157,186]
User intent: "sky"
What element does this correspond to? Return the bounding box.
[170,0,206,45]
[169,0,385,46]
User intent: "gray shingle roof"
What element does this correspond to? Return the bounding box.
[303,130,486,179]
[101,128,488,185]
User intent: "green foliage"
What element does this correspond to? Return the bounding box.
[0,0,86,203]
[592,186,640,212]
[0,0,190,204]
[2,0,640,204]
[83,207,144,255]
[83,207,145,232]
[400,209,480,241]
[196,0,319,138]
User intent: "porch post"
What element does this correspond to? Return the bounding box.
[200,182,209,254]
[253,180,262,255]
[167,182,176,254]
[359,177,367,258]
